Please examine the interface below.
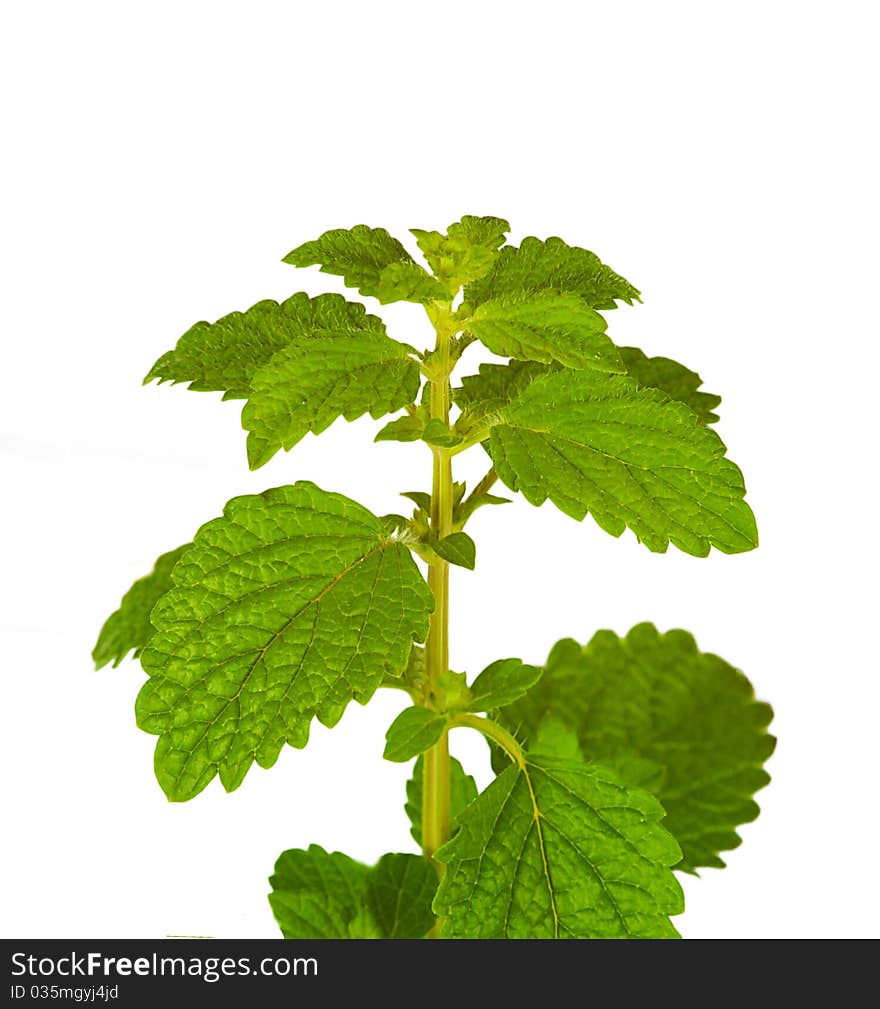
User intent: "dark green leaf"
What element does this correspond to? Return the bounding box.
[621,346,721,424]
[468,658,543,711]
[406,756,478,847]
[432,532,476,570]
[496,623,775,871]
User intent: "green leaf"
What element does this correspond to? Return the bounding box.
[434,744,683,938]
[411,215,510,292]
[621,346,721,425]
[431,531,476,570]
[374,414,425,443]
[464,236,640,311]
[269,845,436,938]
[384,707,448,762]
[136,482,434,801]
[144,292,381,400]
[406,755,478,847]
[92,544,192,669]
[283,225,444,304]
[495,623,775,871]
[468,657,542,712]
[400,491,432,512]
[421,418,463,448]
[462,294,623,372]
[453,360,557,420]
[453,490,511,527]
[488,368,758,555]
[242,330,421,469]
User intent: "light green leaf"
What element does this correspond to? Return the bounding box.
[434,745,683,938]
[136,482,433,801]
[432,531,476,570]
[283,225,442,304]
[144,292,381,400]
[489,368,758,555]
[384,707,448,762]
[268,845,436,938]
[468,658,542,712]
[421,418,463,448]
[242,331,421,469]
[374,414,425,443]
[400,491,432,512]
[92,544,192,669]
[406,755,478,847]
[496,623,775,871]
[453,360,557,420]
[462,294,623,371]
[464,236,640,311]
[621,346,721,424]
[411,215,510,292]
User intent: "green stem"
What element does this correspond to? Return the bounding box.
[422,309,454,888]
[448,712,525,768]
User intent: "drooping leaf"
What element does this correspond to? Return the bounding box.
[464,236,640,311]
[92,544,192,669]
[384,706,448,762]
[375,414,426,443]
[431,531,476,570]
[620,346,721,424]
[461,294,623,371]
[467,657,543,712]
[434,739,683,938]
[495,623,775,871]
[144,292,381,400]
[405,755,478,847]
[283,225,444,304]
[136,482,434,801]
[411,215,510,292]
[488,368,758,555]
[269,845,435,938]
[242,330,421,469]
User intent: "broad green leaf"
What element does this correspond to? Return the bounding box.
[496,623,775,871]
[136,482,434,801]
[411,215,510,292]
[92,544,191,669]
[269,845,435,938]
[242,331,421,469]
[431,531,476,570]
[406,755,478,847]
[144,292,381,400]
[464,236,640,311]
[434,743,683,938]
[453,360,557,419]
[461,294,623,371]
[375,415,426,443]
[283,225,444,304]
[384,707,448,762]
[621,346,721,425]
[489,369,758,555]
[468,657,542,712]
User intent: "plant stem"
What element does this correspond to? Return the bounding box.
[422,310,454,882]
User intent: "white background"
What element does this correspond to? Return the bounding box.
[2,0,878,939]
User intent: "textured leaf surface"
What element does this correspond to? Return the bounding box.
[489,369,757,555]
[463,294,623,371]
[144,292,380,400]
[468,658,543,712]
[411,215,510,292]
[432,531,476,570]
[453,360,556,419]
[283,225,443,304]
[242,330,420,468]
[269,845,435,938]
[464,236,640,310]
[93,545,191,670]
[136,482,433,801]
[384,707,448,762]
[621,346,721,424]
[434,744,683,937]
[496,624,775,871]
[406,756,478,847]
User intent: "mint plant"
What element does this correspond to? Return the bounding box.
[93,217,775,938]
